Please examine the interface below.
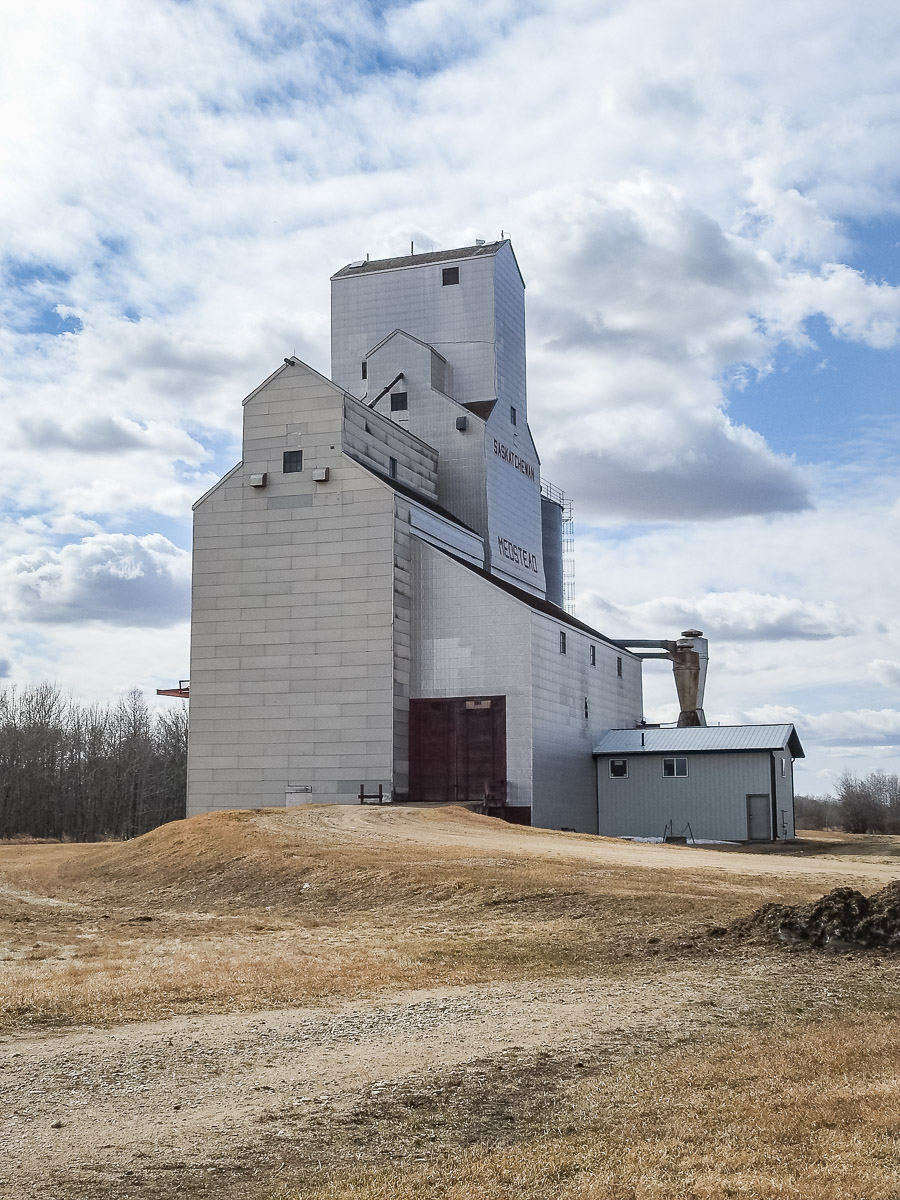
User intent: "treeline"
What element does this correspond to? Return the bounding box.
[0,683,187,841]
[796,770,900,834]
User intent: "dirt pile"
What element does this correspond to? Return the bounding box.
[24,806,530,914]
[730,881,900,950]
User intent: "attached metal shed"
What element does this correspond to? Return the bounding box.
[593,724,804,843]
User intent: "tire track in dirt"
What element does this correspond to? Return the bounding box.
[2,952,895,1198]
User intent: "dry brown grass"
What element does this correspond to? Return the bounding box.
[0,806,894,1032]
[6,808,900,1199]
[275,1009,900,1200]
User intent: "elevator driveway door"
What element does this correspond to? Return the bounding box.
[409,696,507,804]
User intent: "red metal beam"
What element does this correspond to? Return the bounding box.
[157,680,190,698]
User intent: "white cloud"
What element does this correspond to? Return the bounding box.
[383,0,535,58]
[0,0,899,777]
[870,660,900,688]
[1,533,190,627]
[744,705,900,749]
[591,591,857,641]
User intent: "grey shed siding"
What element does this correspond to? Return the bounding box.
[596,750,780,842]
[773,752,796,839]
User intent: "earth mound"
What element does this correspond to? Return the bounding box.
[33,805,517,913]
[730,881,900,950]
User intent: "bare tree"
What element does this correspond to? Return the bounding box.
[794,793,841,830]
[0,684,187,841]
[836,771,890,834]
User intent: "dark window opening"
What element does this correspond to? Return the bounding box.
[442,266,459,286]
[390,391,408,411]
[590,645,596,667]
[609,759,628,779]
[616,656,623,677]
[361,360,367,379]
[584,697,589,720]
[389,456,398,479]
[663,756,688,778]
[283,449,303,473]
[559,631,567,655]
[510,406,517,426]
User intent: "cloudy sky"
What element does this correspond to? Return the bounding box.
[2,0,899,790]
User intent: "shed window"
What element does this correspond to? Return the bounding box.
[616,655,623,677]
[442,266,459,286]
[559,630,567,655]
[390,392,408,411]
[780,757,786,778]
[590,644,596,666]
[663,756,688,778]
[361,360,367,379]
[609,759,628,779]
[510,406,517,426]
[584,697,589,720]
[389,456,398,479]
[283,449,303,473]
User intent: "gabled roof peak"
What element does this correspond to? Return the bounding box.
[366,327,447,362]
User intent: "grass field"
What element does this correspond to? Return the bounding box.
[2,806,900,1198]
[275,1012,900,1200]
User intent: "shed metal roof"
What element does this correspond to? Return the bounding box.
[593,724,804,758]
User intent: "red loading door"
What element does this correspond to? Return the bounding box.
[410,699,455,803]
[410,697,506,804]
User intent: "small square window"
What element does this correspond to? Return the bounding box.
[510,406,517,426]
[609,759,628,779]
[442,266,459,286]
[283,449,303,473]
[389,456,398,479]
[616,656,623,678]
[590,645,596,667]
[361,360,367,380]
[663,757,688,778]
[559,630,567,655]
[390,392,408,412]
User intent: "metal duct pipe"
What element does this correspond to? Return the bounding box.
[673,629,707,727]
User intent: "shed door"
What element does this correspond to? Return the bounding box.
[747,793,772,841]
[409,697,506,804]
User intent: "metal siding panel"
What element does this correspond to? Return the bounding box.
[530,610,642,835]
[773,753,796,839]
[597,751,773,842]
[410,542,534,808]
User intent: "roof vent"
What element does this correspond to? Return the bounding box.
[475,238,485,246]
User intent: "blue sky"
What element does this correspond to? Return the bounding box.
[1,0,900,789]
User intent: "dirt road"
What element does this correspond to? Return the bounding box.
[255,804,900,885]
[5,811,900,1197]
[3,950,895,1199]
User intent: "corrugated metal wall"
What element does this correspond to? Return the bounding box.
[596,751,778,842]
